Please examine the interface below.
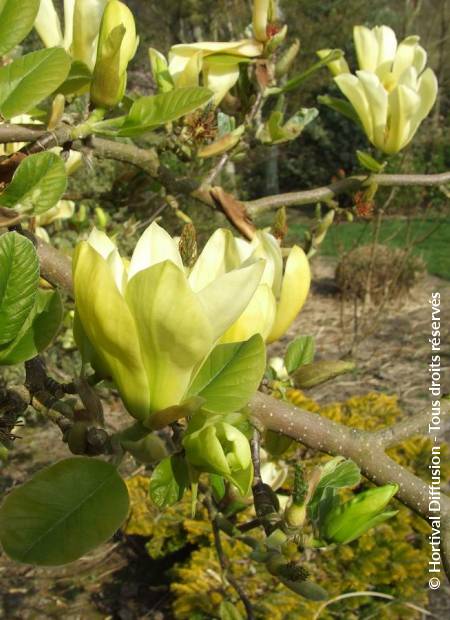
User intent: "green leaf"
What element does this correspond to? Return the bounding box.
[280,50,343,94]
[285,335,315,373]
[118,86,213,136]
[188,334,266,413]
[0,458,129,565]
[220,601,244,620]
[356,150,385,173]
[0,48,71,118]
[149,455,188,508]
[0,232,39,346]
[259,108,318,145]
[57,60,92,95]
[308,458,361,524]
[0,289,63,365]
[0,152,67,214]
[0,0,40,56]
[318,94,361,125]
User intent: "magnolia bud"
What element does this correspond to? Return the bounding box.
[90,0,138,108]
[275,39,300,78]
[293,360,355,388]
[47,94,65,130]
[321,484,398,544]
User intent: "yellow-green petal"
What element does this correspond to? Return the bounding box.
[129,221,183,279]
[73,242,150,419]
[125,261,213,412]
[268,245,310,343]
[221,283,276,343]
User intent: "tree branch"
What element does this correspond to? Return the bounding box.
[244,172,450,216]
[1,124,448,220]
[249,392,450,529]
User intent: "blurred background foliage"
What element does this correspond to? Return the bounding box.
[38,0,449,280]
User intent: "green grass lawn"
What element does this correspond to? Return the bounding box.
[289,217,450,280]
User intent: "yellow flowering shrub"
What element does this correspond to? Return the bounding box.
[124,392,446,619]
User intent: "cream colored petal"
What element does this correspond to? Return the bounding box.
[317,49,350,76]
[252,231,283,296]
[373,25,397,79]
[107,249,127,295]
[170,40,263,57]
[126,261,213,411]
[357,71,388,150]
[253,0,269,42]
[220,283,276,343]
[384,84,421,154]
[174,51,203,88]
[87,228,117,259]
[353,25,378,72]
[392,35,421,80]
[63,0,75,50]
[268,245,310,343]
[35,0,63,48]
[129,221,183,279]
[72,0,107,69]
[203,61,240,104]
[73,242,150,420]
[335,73,374,141]
[189,228,241,292]
[405,67,438,145]
[197,260,265,342]
[413,45,427,74]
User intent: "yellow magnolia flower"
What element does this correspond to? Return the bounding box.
[73,223,265,420]
[320,25,438,154]
[90,0,139,108]
[188,229,310,344]
[34,0,107,70]
[167,40,263,104]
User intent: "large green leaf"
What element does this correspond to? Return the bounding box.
[188,334,266,413]
[0,152,67,214]
[58,60,92,95]
[149,455,188,508]
[0,47,71,118]
[0,0,40,56]
[0,232,39,346]
[0,289,63,365]
[118,87,213,136]
[0,458,129,565]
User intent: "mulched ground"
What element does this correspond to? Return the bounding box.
[0,257,449,619]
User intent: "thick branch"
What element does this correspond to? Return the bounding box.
[249,392,450,527]
[244,172,450,216]
[37,238,74,296]
[374,406,450,449]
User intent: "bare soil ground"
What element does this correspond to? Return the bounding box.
[1,257,449,619]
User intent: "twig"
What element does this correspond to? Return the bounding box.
[204,493,255,620]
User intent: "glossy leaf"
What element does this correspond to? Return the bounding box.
[308,458,361,524]
[0,0,40,56]
[0,152,67,214]
[0,47,71,118]
[149,455,188,508]
[0,289,63,365]
[317,94,361,125]
[118,86,213,136]
[0,232,38,346]
[285,335,315,373]
[0,458,129,565]
[188,334,266,413]
[58,60,92,95]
